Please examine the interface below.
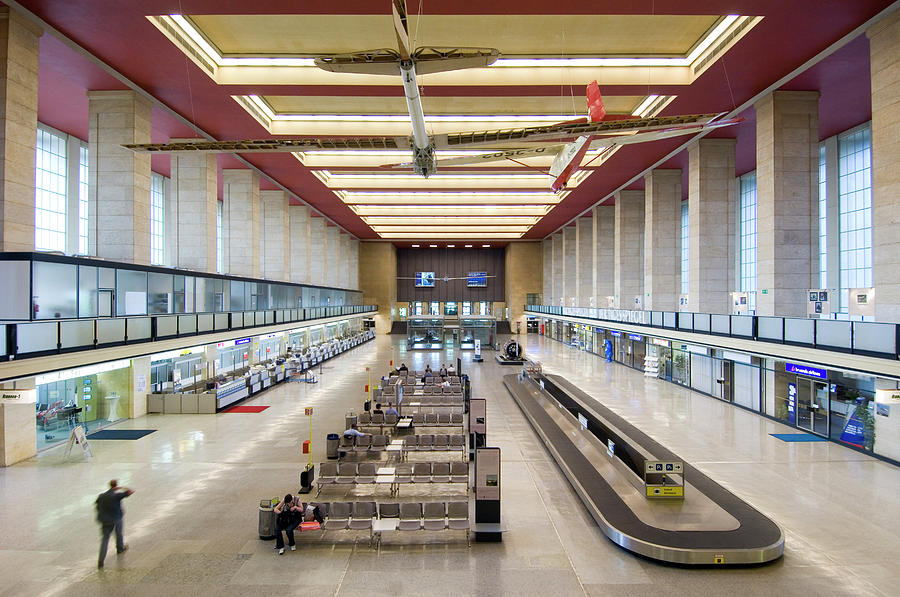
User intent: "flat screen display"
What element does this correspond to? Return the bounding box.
[467,271,487,287]
[415,272,435,287]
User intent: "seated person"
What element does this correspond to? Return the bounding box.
[343,423,367,437]
[440,380,451,388]
[372,403,384,415]
[384,403,399,417]
[423,369,433,378]
[439,364,448,377]
[274,493,303,554]
[398,363,408,372]
[447,364,456,375]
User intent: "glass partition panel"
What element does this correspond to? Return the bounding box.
[0,261,31,319]
[78,265,98,318]
[853,321,897,355]
[116,269,147,316]
[98,267,115,288]
[230,281,245,311]
[148,272,173,314]
[33,261,77,319]
[195,277,210,312]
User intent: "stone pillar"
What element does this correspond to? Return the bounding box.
[308,216,326,285]
[551,231,563,305]
[614,190,644,308]
[325,225,339,287]
[755,90,819,317]
[575,216,593,306]
[358,241,396,334]
[339,232,350,288]
[0,8,41,252]
[869,12,900,321]
[687,139,736,314]
[289,204,310,284]
[505,242,542,330]
[222,168,259,277]
[170,150,217,272]
[562,225,577,306]
[593,205,615,308]
[643,169,682,310]
[542,239,552,304]
[88,90,152,264]
[260,190,289,281]
[349,238,359,289]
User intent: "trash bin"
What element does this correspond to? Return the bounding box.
[345,412,357,429]
[258,499,277,540]
[326,433,340,459]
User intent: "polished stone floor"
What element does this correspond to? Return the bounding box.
[0,333,898,596]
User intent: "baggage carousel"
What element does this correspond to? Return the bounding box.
[504,373,784,565]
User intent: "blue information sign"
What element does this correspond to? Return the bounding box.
[787,382,797,424]
[628,334,643,341]
[786,362,827,379]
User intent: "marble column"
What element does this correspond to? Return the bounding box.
[755,90,820,317]
[542,239,552,304]
[88,90,152,264]
[575,216,593,306]
[289,204,310,284]
[687,139,736,314]
[869,11,900,321]
[0,8,41,251]
[349,238,359,289]
[325,225,339,287]
[593,205,615,308]
[260,190,289,281]
[308,216,326,286]
[170,150,217,272]
[339,232,350,288]
[643,169,682,310]
[222,168,259,277]
[551,231,563,305]
[562,225,577,306]
[614,190,644,309]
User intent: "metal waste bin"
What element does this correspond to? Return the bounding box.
[258,499,277,540]
[345,412,357,429]
[326,433,340,459]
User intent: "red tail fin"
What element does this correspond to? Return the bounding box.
[586,80,605,122]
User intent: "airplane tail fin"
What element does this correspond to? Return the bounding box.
[586,80,606,122]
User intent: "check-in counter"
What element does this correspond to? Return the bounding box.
[216,378,248,409]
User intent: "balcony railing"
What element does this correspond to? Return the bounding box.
[525,305,899,360]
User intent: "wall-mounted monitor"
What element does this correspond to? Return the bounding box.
[467,272,487,287]
[415,272,435,287]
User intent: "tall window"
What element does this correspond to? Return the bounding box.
[216,200,223,273]
[818,144,827,289]
[150,173,165,265]
[35,126,68,252]
[739,172,758,306]
[680,201,689,296]
[838,125,872,310]
[78,145,89,255]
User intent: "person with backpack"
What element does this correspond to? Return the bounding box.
[273,493,302,554]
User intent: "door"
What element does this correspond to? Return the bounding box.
[98,289,114,317]
[796,379,829,435]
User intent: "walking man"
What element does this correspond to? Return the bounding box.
[96,479,134,568]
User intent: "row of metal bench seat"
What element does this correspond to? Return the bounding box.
[384,385,461,396]
[318,461,469,487]
[313,500,471,546]
[339,434,391,452]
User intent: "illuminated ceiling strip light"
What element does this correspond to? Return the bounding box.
[378,232,524,239]
[350,205,551,216]
[631,95,659,118]
[341,195,562,205]
[371,226,531,233]
[340,191,561,200]
[321,172,552,181]
[361,216,540,225]
[164,14,741,70]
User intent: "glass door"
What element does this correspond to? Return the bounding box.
[796,379,829,435]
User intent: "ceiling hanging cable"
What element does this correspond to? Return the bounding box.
[722,59,737,111]
[178,0,198,128]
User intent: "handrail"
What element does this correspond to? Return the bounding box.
[2,305,378,360]
[525,304,899,360]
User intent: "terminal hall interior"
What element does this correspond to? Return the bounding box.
[0,1,899,595]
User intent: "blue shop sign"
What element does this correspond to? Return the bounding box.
[610,331,622,337]
[786,362,827,379]
[235,338,251,345]
[787,383,797,424]
[628,334,643,341]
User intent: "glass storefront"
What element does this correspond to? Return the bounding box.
[35,359,134,451]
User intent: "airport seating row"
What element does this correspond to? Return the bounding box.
[312,500,470,546]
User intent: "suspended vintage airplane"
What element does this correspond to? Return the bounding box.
[125,1,741,191]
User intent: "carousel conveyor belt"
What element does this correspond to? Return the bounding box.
[503,373,784,565]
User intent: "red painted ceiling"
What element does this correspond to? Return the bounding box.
[18,0,887,240]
